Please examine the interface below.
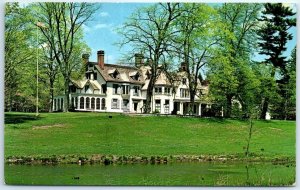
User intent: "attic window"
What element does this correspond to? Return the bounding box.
[85,85,89,92]
[131,72,140,81]
[110,70,120,79]
[145,70,151,80]
[182,78,187,85]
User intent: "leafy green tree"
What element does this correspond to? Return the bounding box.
[257,3,296,119]
[272,47,296,120]
[118,3,182,113]
[5,3,35,111]
[208,3,262,118]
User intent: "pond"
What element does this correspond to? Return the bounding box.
[5,162,295,186]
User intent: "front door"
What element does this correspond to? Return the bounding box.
[133,102,138,111]
[122,99,129,112]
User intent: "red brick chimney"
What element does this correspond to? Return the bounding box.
[134,53,144,67]
[82,54,89,65]
[97,50,105,70]
[180,62,187,71]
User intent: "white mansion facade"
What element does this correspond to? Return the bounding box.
[53,50,212,116]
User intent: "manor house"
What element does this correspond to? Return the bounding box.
[53,50,213,116]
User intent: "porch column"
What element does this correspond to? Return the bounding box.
[198,103,202,116]
[180,102,183,115]
[221,106,224,117]
[129,98,133,112]
[77,97,80,110]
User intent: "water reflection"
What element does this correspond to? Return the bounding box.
[5,161,295,186]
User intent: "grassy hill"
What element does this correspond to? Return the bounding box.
[4,112,295,162]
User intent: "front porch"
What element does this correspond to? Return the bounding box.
[53,94,107,112]
[172,101,221,116]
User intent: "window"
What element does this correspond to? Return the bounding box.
[70,85,76,93]
[164,87,171,95]
[102,84,107,94]
[145,70,151,80]
[71,97,74,108]
[182,78,187,85]
[164,100,170,114]
[58,99,60,110]
[94,73,97,80]
[101,98,106,110]
[131,73,140,81]
[91,98,95,109]
[122,85,129,95]
[110,70,119,79]
[155,87,162,94]
[86,97,90,109]
[80,97,84,109]
[85,85,89,92]
[180,88,189,98]
[86,73,90,79]
[96,98,100,109]
[113,84,119,94]
[75,97,78,109]
[155,100,161,112]
[111,99,119,109]
[122,99,129,110]
[133,86,140,96]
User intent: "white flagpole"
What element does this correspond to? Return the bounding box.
[36,22,39,116]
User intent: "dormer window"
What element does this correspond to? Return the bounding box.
[130,72,141,81]
[145,70,151,80]
[85,85,89,92]
[109,69,120,79]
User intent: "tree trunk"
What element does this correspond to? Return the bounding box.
[260,97,269,119]
[260,68,275,119]
[144,76,155,113]
[49,79,54,112]
[63,77,70,112]
[189,89,196,115]
[224,95,232,118]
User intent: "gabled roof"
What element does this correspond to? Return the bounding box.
[91,63,145,85]
[70,79,101,90]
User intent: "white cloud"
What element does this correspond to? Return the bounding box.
[99,12,109,17]
[94,23,113,29]
[82,24,91,32]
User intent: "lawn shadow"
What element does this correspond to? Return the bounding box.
[4,113,41,124]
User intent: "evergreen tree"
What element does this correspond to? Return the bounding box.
[257,3,296,119]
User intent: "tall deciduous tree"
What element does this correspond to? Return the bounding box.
[257,3,296,119]
[5,3,35,111]
[208,3,262,118]
[172,3,219,114]
[117,3,182,113]
[34,2,98,112]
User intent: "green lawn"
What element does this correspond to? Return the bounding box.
[4,112,295,159]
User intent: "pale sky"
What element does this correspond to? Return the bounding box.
[83,3,297,64]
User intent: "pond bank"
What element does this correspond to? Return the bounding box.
[5,154,295,165]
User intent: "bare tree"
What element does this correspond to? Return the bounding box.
[35,2,98,112]
[117,3,182,113]
[172,3,220,114]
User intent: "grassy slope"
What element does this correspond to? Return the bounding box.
[4,112,295,158]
